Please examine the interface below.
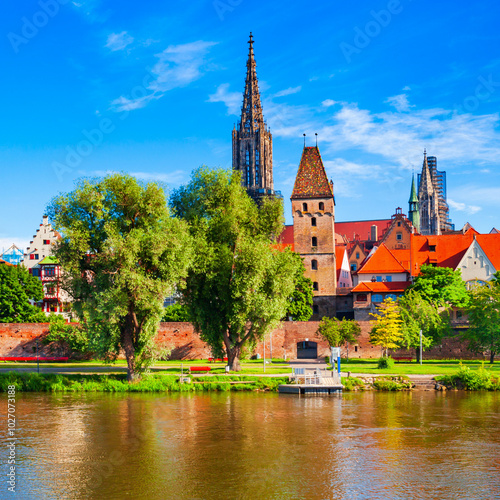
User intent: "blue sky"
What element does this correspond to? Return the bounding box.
[2,0,500,252]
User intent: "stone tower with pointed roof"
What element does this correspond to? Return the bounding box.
[418,150,440,235]
[291,146,336,319]
[232,33,276,203]
[408,174,420,233]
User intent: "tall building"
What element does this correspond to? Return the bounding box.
[417,151,453,234]
[232,34,279,203]
[408,174,420,233]
[417,150,440,235]
[291,146,336,319]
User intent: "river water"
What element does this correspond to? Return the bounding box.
[2,391,500,499]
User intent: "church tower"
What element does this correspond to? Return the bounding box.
[291,145,336,319]
[232,33,276,202]
[418,150,440,235]
[408,174,420,233]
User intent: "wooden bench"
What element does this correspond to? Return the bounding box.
[0,357,69,362]
[392,356,413,363]
[207,357,228,363]
[189,366,211,373]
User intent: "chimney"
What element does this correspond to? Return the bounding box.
[370,225,378,242]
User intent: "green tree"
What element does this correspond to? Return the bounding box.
[369,297,403,357]
[285,253,313,321]
[0,264,46,323]
[170,167,301,371]
[398,289,450,361]
[410,264,468,308]
[162,303,191,322]
[47,173,193,381]
[463,282,500,363]
[317,317,361,349]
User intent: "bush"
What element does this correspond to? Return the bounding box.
[439,364,500,391]
[341,376,366,391]
[372,376,412,391]
[377,356,395,369]
[44,314,89,353]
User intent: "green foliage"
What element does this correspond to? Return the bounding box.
[317,317,361,347]
[377,356,395,369]
[438,364,500,391]
[170,167,301,371]
[372,376,412,391]
[162,303,191,322]
[44,314,89,353]
[0,372,289,393]
[47,173,193,381]
[410,264,469,308]
[0,264,46,323]
[398,289,450,353]
[369,297,403,357]
[341,376,366,391]
[463,281,500,363]
[284,253,313,321]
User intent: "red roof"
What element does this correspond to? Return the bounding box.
[475,234,500,269]
[278,225,294,246]
[0,258,14,267]
[352,281,412,293]
[291,147,333,199]
[336,246,345,280]
[336,219,392,242]
[358,244,408,274]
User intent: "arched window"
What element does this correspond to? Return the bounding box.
[302,202,308,211]
[312,237,317,247]
[311,259,318,270]
[372,294,383,303]
[255,149,260,187]
[319,202,324,211]
[311,218,317,227]
[313,282,319,291]
[386,294,397,301]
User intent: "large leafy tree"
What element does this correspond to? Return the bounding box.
[369,297,403,357]
[410,265,468,308]
[47,173,192,381]
[463,282,500,363]
[170,167,301,371]
[285,253,313,321]
[317,317,361,348]
[398,289,450,361]
[0,264,45,322]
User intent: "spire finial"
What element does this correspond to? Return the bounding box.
[248,32,254,53]
[315,133,318,147]
[303,133,306,147]
[424,148,427,157]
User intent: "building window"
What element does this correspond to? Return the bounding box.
[313,282,319,291]
[319,202,324,211]
[386,276,392,282]
[397,221,401,227]
[376,276,382,282]
[429,245,436,252]
[356,252,360,259]
[386,294,397,301]
[357,294,367,302]
[302,203,308,211]
[45,267,56,277]
[43,239,50,245]
[313,305,319,314]
[372,294,383,303]
[351,263,357,272]
[311,260,318,270]
[311,218,316,227]
[35,254,39,260]
[396,232,402,241]
[354,346,358,352]
[312,237,317,247]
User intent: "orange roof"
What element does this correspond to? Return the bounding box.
[0,258,14,267]
[352,281,412,293]
[357,244,408,274]
[336,219,392,242]
[475,234,500,269]
[291,147,333,199]
[335,246,345,280]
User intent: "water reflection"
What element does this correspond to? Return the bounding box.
[2,391,499,499]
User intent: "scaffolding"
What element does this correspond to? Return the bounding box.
[1,244,24,265]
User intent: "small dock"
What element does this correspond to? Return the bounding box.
[278,384,343,395]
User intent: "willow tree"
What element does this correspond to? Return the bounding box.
[47,173,192,381]
[170,167,301,371]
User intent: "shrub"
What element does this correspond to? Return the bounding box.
[341,376,365,391]
[372,376,412,391]
[439,364,500,391]
[44,314,89,353]
[377,356,395,369]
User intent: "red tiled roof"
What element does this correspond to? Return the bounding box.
[357,244,408,274]
[476,234,500,269]
[278,225,294,246]
[291,147,333,199]
[336,219,392,242]
[352,281,412,293]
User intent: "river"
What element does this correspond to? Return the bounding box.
[2,391,500,499]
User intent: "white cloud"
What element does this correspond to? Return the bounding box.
[385,93,414,112]
[106,31,134,51]
[273,86,302,98]
[208,84,241,115]
[448,199,482,215]
[111,40,217,112]
[130,170,187,186]
[322,99,338,108]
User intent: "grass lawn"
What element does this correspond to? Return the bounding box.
[337,358,500,375]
